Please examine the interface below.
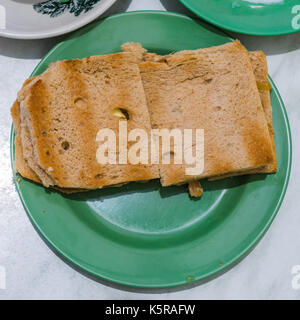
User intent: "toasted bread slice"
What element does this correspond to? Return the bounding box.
[17,52,159,189]
[13,43,275,196]
[198,51,276,181]
[135,41,273,186]
[123,42,276,194]
[11,98,40,184]
[15,76,57,187]
[170,48,277,179]
[12,77,53,185]
[123,43,276,174]
[248,51,277,173]
[12,97,89,194]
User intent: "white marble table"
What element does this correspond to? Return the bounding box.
[0,0,299,300]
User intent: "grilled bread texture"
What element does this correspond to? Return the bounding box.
[129,41,273,186]
[12,42,276,198]
[15,53,159,189]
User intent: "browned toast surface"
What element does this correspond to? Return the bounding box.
[137,41,273,186]
[13,43,276,196]
[122,42,277,190]
[12,98,89,194]
[248,51,277,173]
[207,51,276,181]
[11,99,41,184]
[17,53,159,189]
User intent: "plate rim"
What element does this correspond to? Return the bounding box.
[0,0,117,40]
[179,0,300,36]
[10,10,293,288]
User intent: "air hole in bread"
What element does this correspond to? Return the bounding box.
[74,97,85,108]
[46,151,50,156]
[61,141,70,151]
[204,78,212,84]
[94,174,103,180]
[41,130,47,137]
[111,108,130,120]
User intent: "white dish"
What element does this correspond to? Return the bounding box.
[0,0,117,39]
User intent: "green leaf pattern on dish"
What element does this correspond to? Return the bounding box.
[33,0,102,18]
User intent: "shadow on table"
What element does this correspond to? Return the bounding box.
[160,0,197,17]
[228,31,300,55]
[0,0,132,59]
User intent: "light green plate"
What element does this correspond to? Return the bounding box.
[179,0,300,36]
[11,11,292,288]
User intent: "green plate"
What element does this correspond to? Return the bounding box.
[11,11,292,288]
[179,0,300,36]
